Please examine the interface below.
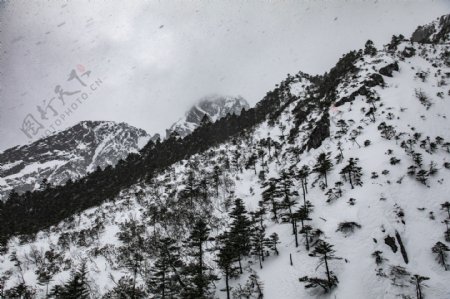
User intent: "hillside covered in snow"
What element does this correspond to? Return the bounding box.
[0,15,450,299]
[0,121,150,199]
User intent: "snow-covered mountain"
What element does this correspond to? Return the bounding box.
[0,121,150,198]
[167,94,250,138]
[411,14,450,44]
[1,15,450,299]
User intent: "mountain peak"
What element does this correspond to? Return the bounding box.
[167,94,250,138]
[0,120,150,198]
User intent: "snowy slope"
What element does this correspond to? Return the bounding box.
[1,16,450,299]
[0,121,150,199]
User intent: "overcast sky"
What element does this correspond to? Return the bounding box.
[0,0,448,151]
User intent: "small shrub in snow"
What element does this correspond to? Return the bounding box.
[415,169,429,185]
[336,221,362,234]
[415,89,432,109]
[378,122,396,140]
[347,198,356,206]
[390,157,401,165]
[407,165,417,176]
[372,250,385,265]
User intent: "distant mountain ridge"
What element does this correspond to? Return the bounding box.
[166,94,250,138]
[0,120,150,198]
[0,95,249,199]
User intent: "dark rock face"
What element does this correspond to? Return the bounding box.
[411,14,450,44]
[385,235,398,253]
[306,113,330,151]
[365,73,385,88]
[401,47,416,58]
[379,62,399,77]
[167,95,250,138]
[0,121,149,198]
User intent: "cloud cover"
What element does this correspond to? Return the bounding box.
[0,0,448,151]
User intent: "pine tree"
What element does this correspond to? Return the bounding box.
[261,179,280,222]
[410,274,429,299]
[254,200,267,230]
[276,170,299,239]
[250,225,267,269]
[246,153,258,174]
[313,152,333,187]
[184,170,199,207]
[148,237,185,298]
[296,165,310,205]
[339,158,363,189]
[56,262,90,299]
[183,219,217,299]
[36,249,61,297]
[266,233,280,256]
[229,198,253,274]
[216,232,239,299]
[116,219,145,297]
[301,240,339,290]
[294,203,313,251]
[257,148,266,166]
[364,40,377,56]
[432,242,449,271]
[335,141,344,164]
[200,114,212,126]
[212,165,222,197]
[102,275,146,299]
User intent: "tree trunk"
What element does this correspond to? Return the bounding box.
[441,252,448,271]
[324,255,331,285]
[225,271,230,299]
[199,242,204,296]
[417,282,422,299]
[238,254,243,274]
[305,229,310,251]
[304,178,308,194]
[132,263,137,299]
[272,200,278,222]
[301,182,306,205]
[288,205,295,235]
[349,171,354,189]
